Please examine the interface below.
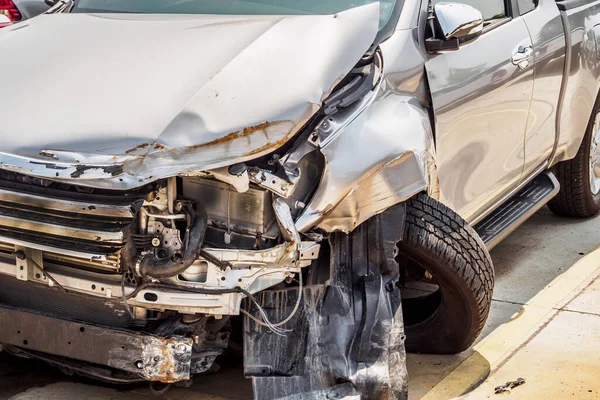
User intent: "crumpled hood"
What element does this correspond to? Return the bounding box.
[0,5,379,188]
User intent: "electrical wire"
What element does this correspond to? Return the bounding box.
[121,273,137,319]
[244,306,289,336]
[240,269,303,335]
[200,249,233,270]
[122,270,303,336]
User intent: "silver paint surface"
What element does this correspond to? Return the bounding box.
[296,29,436,233]
[520,0,565,179]
[426,15,535,222]
[0,5,379,189]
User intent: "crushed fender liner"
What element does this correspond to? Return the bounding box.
[0,305,213,383]
[244,204,409,400]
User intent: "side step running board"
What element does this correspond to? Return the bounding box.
[474,172,560,250]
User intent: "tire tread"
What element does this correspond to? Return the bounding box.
[403,193,494,353]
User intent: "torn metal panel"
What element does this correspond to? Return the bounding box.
[295,81,436,233]
[0,5,380,189]
[315,152,427,232]
[248,167,300,199]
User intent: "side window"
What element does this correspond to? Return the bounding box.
[432,0,506,22]
[517,0,538,15]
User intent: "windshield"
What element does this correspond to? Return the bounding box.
[73,0,399,30]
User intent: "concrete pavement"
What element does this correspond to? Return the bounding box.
[464,276,600,399]
[413,208,600,399]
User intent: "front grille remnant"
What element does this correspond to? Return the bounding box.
[0,240,121,273]
[0,171,149,261]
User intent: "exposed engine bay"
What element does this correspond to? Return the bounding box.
[0,165,321,382]
[0,151,324,383]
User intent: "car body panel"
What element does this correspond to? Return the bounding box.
[425,17,534,222]
[296,28,436,233]
[520,1,565,179]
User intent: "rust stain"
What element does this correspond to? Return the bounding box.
[287,237,297,254]
[187,122,273,150]
[156,343,174,382]
[246,127,297,157]
[151,337,182,383]
[246,142,274,156]
[39,150,58,160]
[125,143,151,154]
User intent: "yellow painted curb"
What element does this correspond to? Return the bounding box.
[421,246,600,400]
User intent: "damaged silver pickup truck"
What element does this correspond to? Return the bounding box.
[1,0,600,398]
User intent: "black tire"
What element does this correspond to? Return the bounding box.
[548,97,600,217]
[398,193,494,354]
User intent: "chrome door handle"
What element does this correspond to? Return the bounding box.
[512,45,533,69]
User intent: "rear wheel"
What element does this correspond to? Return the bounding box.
[398,193,494,354]
[549,99,600,217]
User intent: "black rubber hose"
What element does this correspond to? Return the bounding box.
[136,204,207,279]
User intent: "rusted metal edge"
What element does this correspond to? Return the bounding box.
[0,304,193,383]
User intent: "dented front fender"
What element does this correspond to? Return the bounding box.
[295,27,438,233]
[295,83,437,233]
